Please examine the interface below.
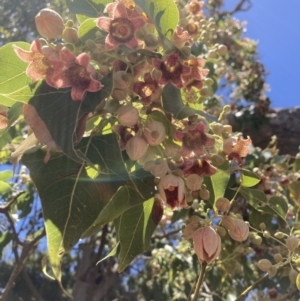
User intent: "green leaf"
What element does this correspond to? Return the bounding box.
[0,170,13,182]
[66,0,111,17]
[294,157,300,172]
[0,231,12,258]
[116,197,161,272]
[162,83,217,121]
[239,188,287,222]
[16,183,35,218]
[203,161,230,206]
[83,179,154,237]
[78,18,99,42]
[96,243,120,265]
[0,102,23,137]
[27,73,112,163]
[0,181,12,195]
[0,42,31,106]
[240,169,261,187]
[135,0,179,36]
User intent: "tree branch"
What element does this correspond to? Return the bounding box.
[220,0,253,16]
[234,273,268,301]
[277,288,299,301]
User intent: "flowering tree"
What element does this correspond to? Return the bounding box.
[0,0,300,300]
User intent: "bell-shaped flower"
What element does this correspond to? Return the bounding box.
[117,105,139,127]
[125,136,148,161]
[143,158,168,178]
[152,51,191,88]
[143,121,166,146]
[193,226,221,264]
[158,174,188,210]
[14,39,64,84]
[175,119,215,158]
[51,48,103,101]
[97,2,145,51]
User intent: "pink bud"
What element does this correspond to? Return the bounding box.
[286,235,299,251]
[182,216,202,240]
[143,121,166,146]
[35,8,64,39]
[117,105,139,127]
[126,136,148,161]
[228,219,249,242]
[185,173,203,191]
[215,197,230,212]
[193,226,221,264]
[257,259,272,272]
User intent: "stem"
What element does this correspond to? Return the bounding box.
[234,273,268,301]
[191,262,207,301]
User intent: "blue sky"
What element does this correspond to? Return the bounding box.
[225,0,300,108]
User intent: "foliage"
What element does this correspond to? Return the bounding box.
[0,0,299,301]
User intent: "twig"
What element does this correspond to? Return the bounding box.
[152,228,182,239]
[0,229,45,301]
[277,288,299,301]
[220,0,253,16]
[188,262,207,301]
[234,273,268,301]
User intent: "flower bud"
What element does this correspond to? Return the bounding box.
[289,269,298,284]
[114,71,133,89]
[273,253,282,263]
[268,266,277,278]
[186,173,203,191]
[199,188,210,200]
[62,27,79,44]
[35,8,64,39]
[126,136,148,161]
[200,87,211,97]
[211,154,225,166]
[144,33,159,47]
[212,123,224,136]
[217,44,228,56]
[285,235,299,251]
[259,223,266,230]
[216,226,226,237]
[253,235,262,246]
[274,231,284,239]
[193,226,221,264]
[182,216,201,240]
[263,231,271,238]
[227,219,249,242]
[221,216,236,230]
[117,105,139,127]
[143,121,166,146]
[257,259,272,272]
[216,197,230,212]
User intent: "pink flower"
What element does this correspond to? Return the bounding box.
[175,119,215,157]
[112,124,138,150]
[133,73,162,104]
[52,48,103,101]
[97,2,145,51]
[13,39,63,84]
[186,0,204,16]
[182,58,209,91]
[171,26,193,49]
[193,226,221,264]
[158,174,188,210]
[182,158,217,177]
[152,51,191,88]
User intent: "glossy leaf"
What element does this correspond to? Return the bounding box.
[135,0,179,36]
[240,169,261,187]
[78,18,99,42]
[239,188,287,222]
[0,42,31,106]
[203,160,230,206]
[162,83,217,121]
[116,197,161,272]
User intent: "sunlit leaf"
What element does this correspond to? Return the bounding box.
[0,181,12,195]
[0,42,31,106]
[0,231,12,258]
[162,83,217,121]
[0,170,13,182]
[116,197,161,272]
[240,169,261,187]
[78,18,99,42]
[0,102,23,137]
[66,0,111,17]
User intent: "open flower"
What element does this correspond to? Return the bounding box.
[143,121,166,146]
[175,119,215,157]
[52,48,103,101]
[14,39,63,84]
[182,158,217,177]
[97,2,145,51]
[171,26,193,49]
[158,174,188,210]
[152,51,191,88]
[193,226,221,264]
[133,73,162,104]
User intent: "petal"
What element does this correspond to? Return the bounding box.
[130,17,145,30]
[171,77,183,89]
[30,39,42,53]
[152,58,163,70]
[60,47,75,63]
[125,37,139,49]
[113,2,128,19]
[105,34,120,50]
[51,71,71,88]
[76,53,90,68]
[87,78,103,93]
[14,46,34,62]
[97,17,112,32]
[26,62,46,81]
[203,227,219,257]
[71,86,86,101]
